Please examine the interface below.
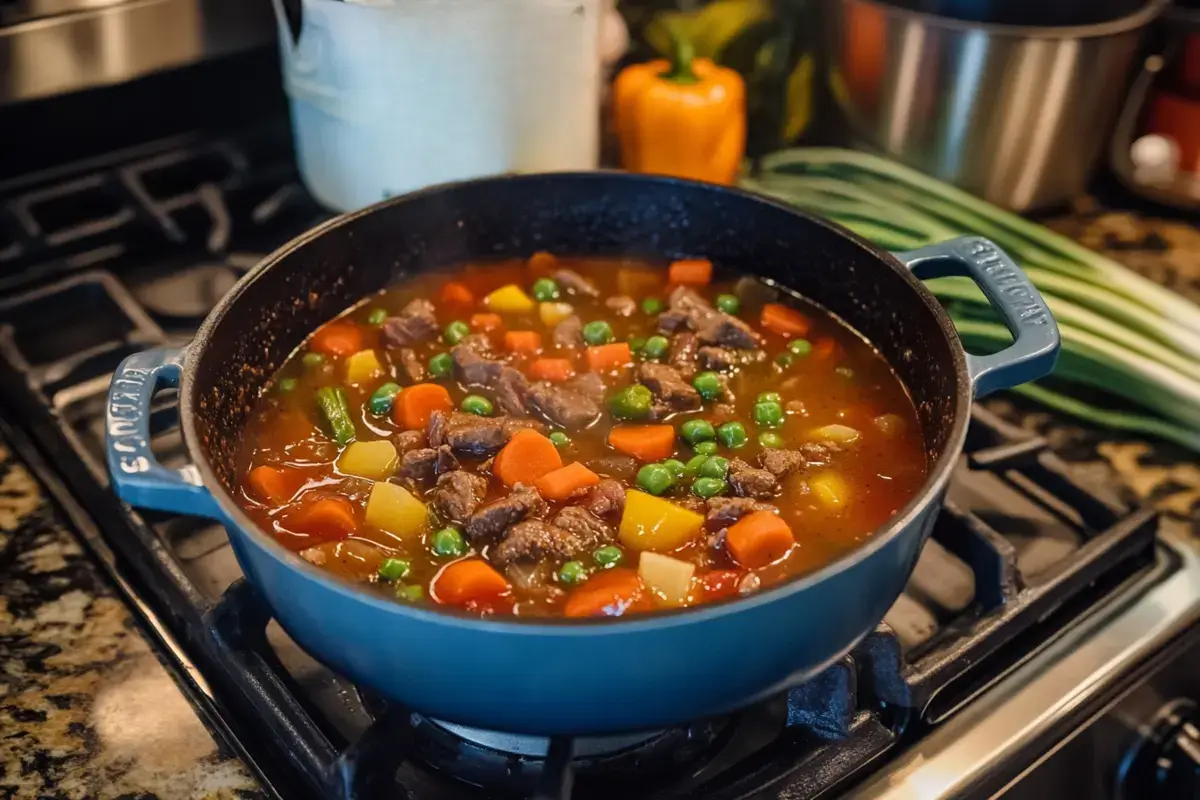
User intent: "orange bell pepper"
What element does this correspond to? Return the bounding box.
[613,36,746,185]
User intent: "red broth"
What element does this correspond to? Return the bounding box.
[234,255,928,618]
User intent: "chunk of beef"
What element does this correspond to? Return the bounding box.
[554,268,600,298]
[696,312,760,350]
[503,561,566,601]
[657,309,692,333]
[728,458,779,499]
[759,448,807,479]
[428,411,545,457]
[460,333,495,357]
[451,343,504,386]
[526,382,602,430]
[656,286,715,334]
[492,520,588,567]
[584,479,626,519]
[397,348,425,384]
[381,298,439,347]
[605,295,637,316]
[676,495,709,515]
[697,346,737,372]
[393,429,425,453]
[465,484,546,544]
[495,367,531,415]
[565,371,605,397]
[706,497,777,528]
[400,445,458,482]
[553,315,583,348]
[429,471,487,523]
[552,506,613,548]
[800,441,838,465]
[637,362,702,414]
[668,332,699,379]
[587,455,639,481]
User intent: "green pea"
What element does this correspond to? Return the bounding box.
[593,546,623,568]
[628,336,648,354]
[378,558,411,581]
[640,335,670,361]
[636,463,675,496]
[444,320,470,345]
[754,401,785,428]
[788,338,813,357]
[461,395,494,416]
[608,384,653,420]
[680,418,716,444]
[775,353,796,368]
[397,584,424,603]
[368,382,402,416]
[549,431,571,448]
[699,456,729,480]
[432,527,467,558]
[428,352,453,379]
[683,454,710,478]
[692,371,723,401]
[531,278,561,302]
[277,378,297,394]
[693,441,719,456]
[642,297,664,315]
[691,477,727,499]
[582,320,615,346]
[758,431,785,449]
[559,560,589,586]
[757,392,782,404]
[661,459,686,479]
[302,352,325,369]
[717,421,748,449]
[715,294,740,314]
[367,308,388,326]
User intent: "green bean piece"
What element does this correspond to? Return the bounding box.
[582,320,615,345]
[428,352,453,379]
[315,387,355,445]
[302,352,326,369]
[679,418,716,444]
[715,294,740,314]
[636,463,675,496]
[378,558,411,581]
[549,431,571,448]
[277,378,297,394]
[367,382,402,416]
[691,477,727,499]
[432,527,467,558]
[593,546,623,568]
[558,560,589,586]
[640,335,670,361]
[753,401,785,428]
[608,384,654,420]
[641,297,664,315]
[692,371,723,401]
[758,431,785,449]
[788,338,813,357]
[692,441,718,456]
[367,308,388,326]
[443,320,471,345]
[717,421,748,449]
[461,395,494,416]
[698,456,729,480]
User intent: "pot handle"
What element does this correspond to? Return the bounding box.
[106,347,225,520]
[894,236,1060,398]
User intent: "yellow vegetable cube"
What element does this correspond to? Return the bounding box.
[618,490,705,552]
[365,481,428,539]
[337,440,399,480]
[345,349,384,384]
[638,551,695,607]
[485,284,536,313]
[538,301,575,327]
[811,471,849,510]
[811,424,861,445]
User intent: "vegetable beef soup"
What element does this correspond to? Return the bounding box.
[236,255,927,618]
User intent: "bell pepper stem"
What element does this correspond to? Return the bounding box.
[662,33,699,85]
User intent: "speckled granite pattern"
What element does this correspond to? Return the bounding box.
[0,441,265,800]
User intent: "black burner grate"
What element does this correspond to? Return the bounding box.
[0,132,1164,800]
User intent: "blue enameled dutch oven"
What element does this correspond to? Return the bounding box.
[104,173,1059,735]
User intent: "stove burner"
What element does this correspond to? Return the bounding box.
[133,263,242,320]
[430,719,663,759]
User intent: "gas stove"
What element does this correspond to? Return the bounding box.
[0,122,1197,800]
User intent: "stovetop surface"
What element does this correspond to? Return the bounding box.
[0,123,1189,800]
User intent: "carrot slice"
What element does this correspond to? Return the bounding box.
[505,331,543,355]
[287,496,358,542]
[564,569,650,617]
[699,570,744,601]
[527,251,558,274]
[668,259,713,286]
[534,462,601,502]
[470,312,504,333]
[529,358,576,383]
[309,321,363,357]
[247,465,307,505]
[607,425,676,461]
[433,559,511,606]
[493,429,563,487]
[760,303,812,337]
[586,342,632,372]
[812,338,842,362]
[394,383,453,430]
[725,511,795,568]
[440,282,475,307]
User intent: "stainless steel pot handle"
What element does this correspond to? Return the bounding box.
[895,236,1061,397]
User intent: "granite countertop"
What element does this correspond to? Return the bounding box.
[0,205,1197,799]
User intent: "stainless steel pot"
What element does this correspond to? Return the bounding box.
[827,0,1169,211]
